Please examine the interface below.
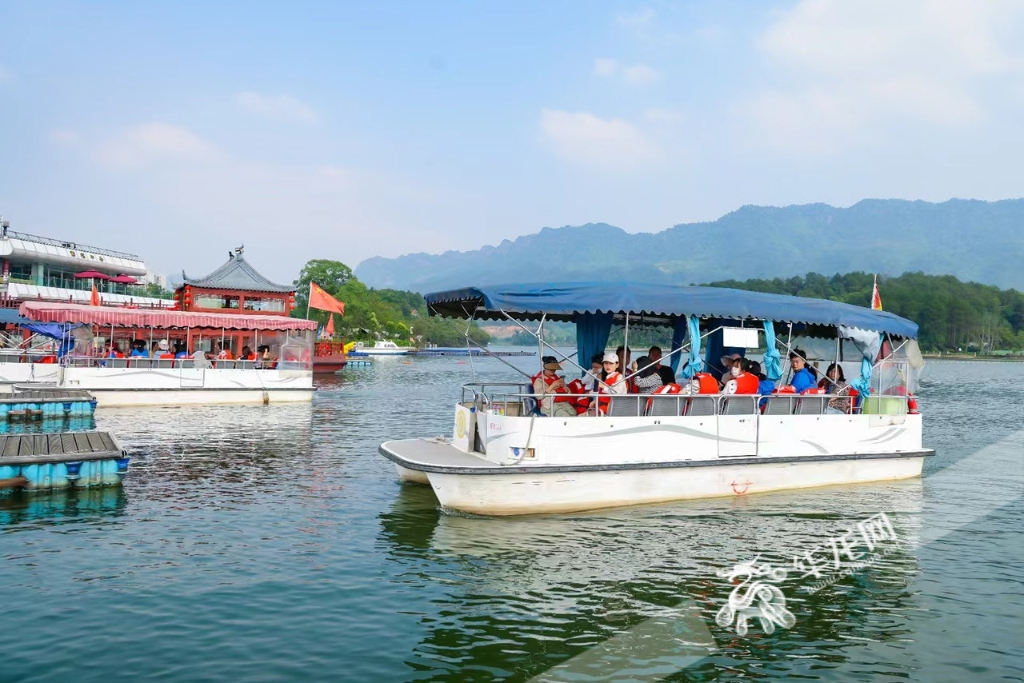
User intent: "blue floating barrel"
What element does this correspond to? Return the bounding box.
[65,461,83,481]
[115,457,131,475]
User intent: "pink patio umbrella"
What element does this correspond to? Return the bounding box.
[74,270,111,280]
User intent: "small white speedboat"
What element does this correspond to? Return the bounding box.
[355,341,410,356]
[379,281,933,516]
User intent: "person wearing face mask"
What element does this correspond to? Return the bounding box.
[723,357,759,394]
[719,353,743,389]
[788,348,817,393]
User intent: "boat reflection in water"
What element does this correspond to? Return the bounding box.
[378,479,924,681]
[98,402,314,495]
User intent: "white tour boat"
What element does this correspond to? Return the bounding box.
[353,340,410,356]
[379,282,933,516]
[9,301,316,407]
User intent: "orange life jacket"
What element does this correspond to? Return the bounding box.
[724,372,759,394]
[693,372,719,394]
[647,382,682,411]
[596,371,626,414]
[566,378,591,414]
[541,374,572,402]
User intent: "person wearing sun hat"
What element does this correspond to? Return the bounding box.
[599,351,628,395]
[533,356,577,417]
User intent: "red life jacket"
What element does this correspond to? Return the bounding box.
[693,372,719,394]
[647,382,682,411]
[542,374,572,402]
[566,378,591,414]
[725,372,759,395]
[596,371,626,414]
[774,385,796,395]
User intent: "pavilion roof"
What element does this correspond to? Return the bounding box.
[181,247,293,294]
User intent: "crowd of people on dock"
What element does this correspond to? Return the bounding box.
[530,345,855,417]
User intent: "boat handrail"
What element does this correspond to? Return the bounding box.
[467,389,908,418]
[59,355,312,370]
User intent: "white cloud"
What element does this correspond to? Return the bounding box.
[746,0,1024,153]
[592,58,659,85]
[234,92,319,123]
[97,123,225,168]
[49,129,81,146]
[539,109,662,169]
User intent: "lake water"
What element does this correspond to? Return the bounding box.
[2,355,1022,682]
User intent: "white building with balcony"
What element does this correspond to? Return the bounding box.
[0,221,171,307]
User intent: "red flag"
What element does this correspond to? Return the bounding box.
[309,282,345,315]
[871,276,882,311]
[90,283,101,306]
[325,313,335,338]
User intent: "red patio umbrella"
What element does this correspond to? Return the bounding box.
[109,274,138,284]
[74,270,111,280]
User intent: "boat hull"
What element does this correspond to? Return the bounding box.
[83,387,314,407]
[380,439,931,516]
[8,365,315,407]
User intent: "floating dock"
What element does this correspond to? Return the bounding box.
[0,390,97,421]
[0,431,129,491]
[409,348,536,357]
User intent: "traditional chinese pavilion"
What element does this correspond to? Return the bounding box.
[176,246,296,316]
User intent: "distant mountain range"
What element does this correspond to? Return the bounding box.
[354,198,1024,293]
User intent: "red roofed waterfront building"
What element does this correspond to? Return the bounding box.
[175,246,296,316]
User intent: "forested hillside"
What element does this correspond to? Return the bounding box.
[356,198,1024,292]
[709,272,1024,352]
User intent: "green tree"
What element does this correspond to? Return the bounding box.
[292,259,354,316]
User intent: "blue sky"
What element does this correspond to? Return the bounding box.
[2,1,1024,284]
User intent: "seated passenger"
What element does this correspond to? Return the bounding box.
[155,340,174,359]
[745,360,775,395]
[599,352,628,395]
[632,356,665,394]
[532,358,577,417]
[215,343,233,360]
[239,346,256,362]
[582,352,604,392]
[821,363,853,414]
[174,342,189,359]
[648,346,676,386]
[788,348,817,393]
[719,353,744,389]
[723,361,759,394]
[129,342,148,358]
[616,346,637,392]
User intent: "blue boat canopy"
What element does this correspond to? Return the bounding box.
[425,281,919,339]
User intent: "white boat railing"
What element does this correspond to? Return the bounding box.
[461,385,910,418]
[59,355,312,371]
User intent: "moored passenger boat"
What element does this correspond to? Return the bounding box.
[14,301,315,407]
[379,282,933,516]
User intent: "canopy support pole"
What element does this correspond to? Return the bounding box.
[623,313,630,374]
[430,309,533,380]
[536,314,546,368]
[498,310,589,377]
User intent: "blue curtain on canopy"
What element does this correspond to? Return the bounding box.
[574,311,614,377]
[677,316,703,380]
[762,320,783,381]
